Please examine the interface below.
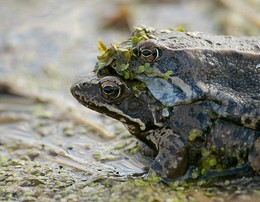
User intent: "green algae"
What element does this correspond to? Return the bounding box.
[131,81,148,97]
[95,26,184,83]
[136,63,153,75]
[1,99,259,202]
[177,26,185,32]
[188,129,203,142]
[163,70,174,79]
[4,132,257,202]
[0,153,75,200]
[95,27,199,99]
[96,27,149,75]
[132,82,147,92]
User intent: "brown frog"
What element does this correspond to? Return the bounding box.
[71,73,259,181]
[71,27,260,181]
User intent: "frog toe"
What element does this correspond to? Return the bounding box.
[149,148,188,180]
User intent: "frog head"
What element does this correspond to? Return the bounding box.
[95,26,203,107]
[94,27,260,131]
[70,73,167,141]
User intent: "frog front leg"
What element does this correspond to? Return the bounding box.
[146,128,189,180]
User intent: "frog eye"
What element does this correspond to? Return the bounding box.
[140,47,160,63]
[100,81,122,100]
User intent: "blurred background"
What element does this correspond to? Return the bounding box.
[0,0,259,94]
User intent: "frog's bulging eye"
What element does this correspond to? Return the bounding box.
[140,47,160,63]
[100,81,122,100]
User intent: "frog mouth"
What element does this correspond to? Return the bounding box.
[71,81,158,151]
[71,84,147,132]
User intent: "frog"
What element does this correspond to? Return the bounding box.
[70,73,260,181]
[71,27,260,181]
[96,27,260,131]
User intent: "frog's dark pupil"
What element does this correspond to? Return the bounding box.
[103,86,118,94]
[101,85,121,99]
[141,49,152,56]
[140,48,160,62]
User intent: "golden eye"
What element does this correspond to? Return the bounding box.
[100,81,122,100]
[140,47,160,63]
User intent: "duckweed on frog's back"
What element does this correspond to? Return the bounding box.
[96,26,260,130]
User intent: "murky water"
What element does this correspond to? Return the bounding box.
[0,91,149,177]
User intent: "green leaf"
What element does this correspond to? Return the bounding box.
[131,36,141,46]
[177,26,185,32]
[124,49,133,62]
[188,128,203,141]
[123,71,130,79]
[97,40,107,53]
[201,168,207,175]
[137,65,145,73]
[97,62,106,70]
[163,70,174,79]
[144,63,153,74]
[209,159,217,167]
[120,63,129,71]
[201,149,210,157]
[132,82,146,91]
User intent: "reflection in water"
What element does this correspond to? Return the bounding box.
[0,92,148,179]
[106,153,151,176]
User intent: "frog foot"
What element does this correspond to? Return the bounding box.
[147,129,188,180]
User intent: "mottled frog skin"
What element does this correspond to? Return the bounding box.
[97,28,260,130]
[71,28,260,180]
[71,74,259,180]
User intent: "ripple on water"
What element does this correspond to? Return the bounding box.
[0,93,148,178]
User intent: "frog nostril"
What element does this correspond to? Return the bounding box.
[81,82,89,88]
[76,82,87,90]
